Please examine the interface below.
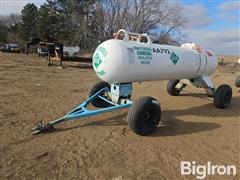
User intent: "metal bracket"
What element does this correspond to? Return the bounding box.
[110,83,132,103]
[188,75,215,96]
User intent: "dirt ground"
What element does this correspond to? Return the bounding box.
[0,53,239,180]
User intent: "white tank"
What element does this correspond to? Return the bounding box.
[92,29,217,83]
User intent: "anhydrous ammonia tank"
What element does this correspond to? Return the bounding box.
[93,30,217,83]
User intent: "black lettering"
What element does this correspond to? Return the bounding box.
[153,48,171,54]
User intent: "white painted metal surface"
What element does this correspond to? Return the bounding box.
[63,47,80,57]
[92,30,217,83]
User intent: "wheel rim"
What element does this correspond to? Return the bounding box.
[142,109,157,129]
[143,112,152,121]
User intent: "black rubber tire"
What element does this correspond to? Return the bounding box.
[167,80,181,96]
[127,96,161,136]
[235,76,240,87]
[89,81,111,108]
[214,84,232,109]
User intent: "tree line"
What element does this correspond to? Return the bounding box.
[0,0,186,51]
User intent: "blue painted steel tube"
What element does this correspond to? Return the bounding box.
[49,103,131,126]
[47,88,132,126]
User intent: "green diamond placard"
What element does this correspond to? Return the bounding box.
[170,52,179,65]
[93,52,102,69]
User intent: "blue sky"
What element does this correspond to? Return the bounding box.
[179,0,239,55]
[0,0,239,55]
[182,0,239,31]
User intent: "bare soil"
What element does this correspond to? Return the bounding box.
[0,53,239,180]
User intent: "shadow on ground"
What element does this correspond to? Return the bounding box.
[42,96,239,137]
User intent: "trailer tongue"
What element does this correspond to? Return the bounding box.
[31,86,132,134]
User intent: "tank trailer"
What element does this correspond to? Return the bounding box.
[32,29,232,136]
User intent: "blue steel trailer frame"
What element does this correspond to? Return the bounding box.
[31,87,132,134]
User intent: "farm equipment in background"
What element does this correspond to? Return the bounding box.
[63,46,80,57]
[37,46,49,58]
[26,37,61,65]
[1,43,21,53]
[46,43,92,67]
[45,42,63,66]
[26,37,91,67]
[26,37,41,54]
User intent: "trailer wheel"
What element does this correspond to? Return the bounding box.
[127,96,161,136]
[214,84,232,109]
[89,81,111,107]
[167,80,181,96]
[235,76,240,87]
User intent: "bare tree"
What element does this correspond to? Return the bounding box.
[0,14,20,27]
[0,14,21,44]
[93,0,186,45]
[0,0,186,50]
[93,0,131,40]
